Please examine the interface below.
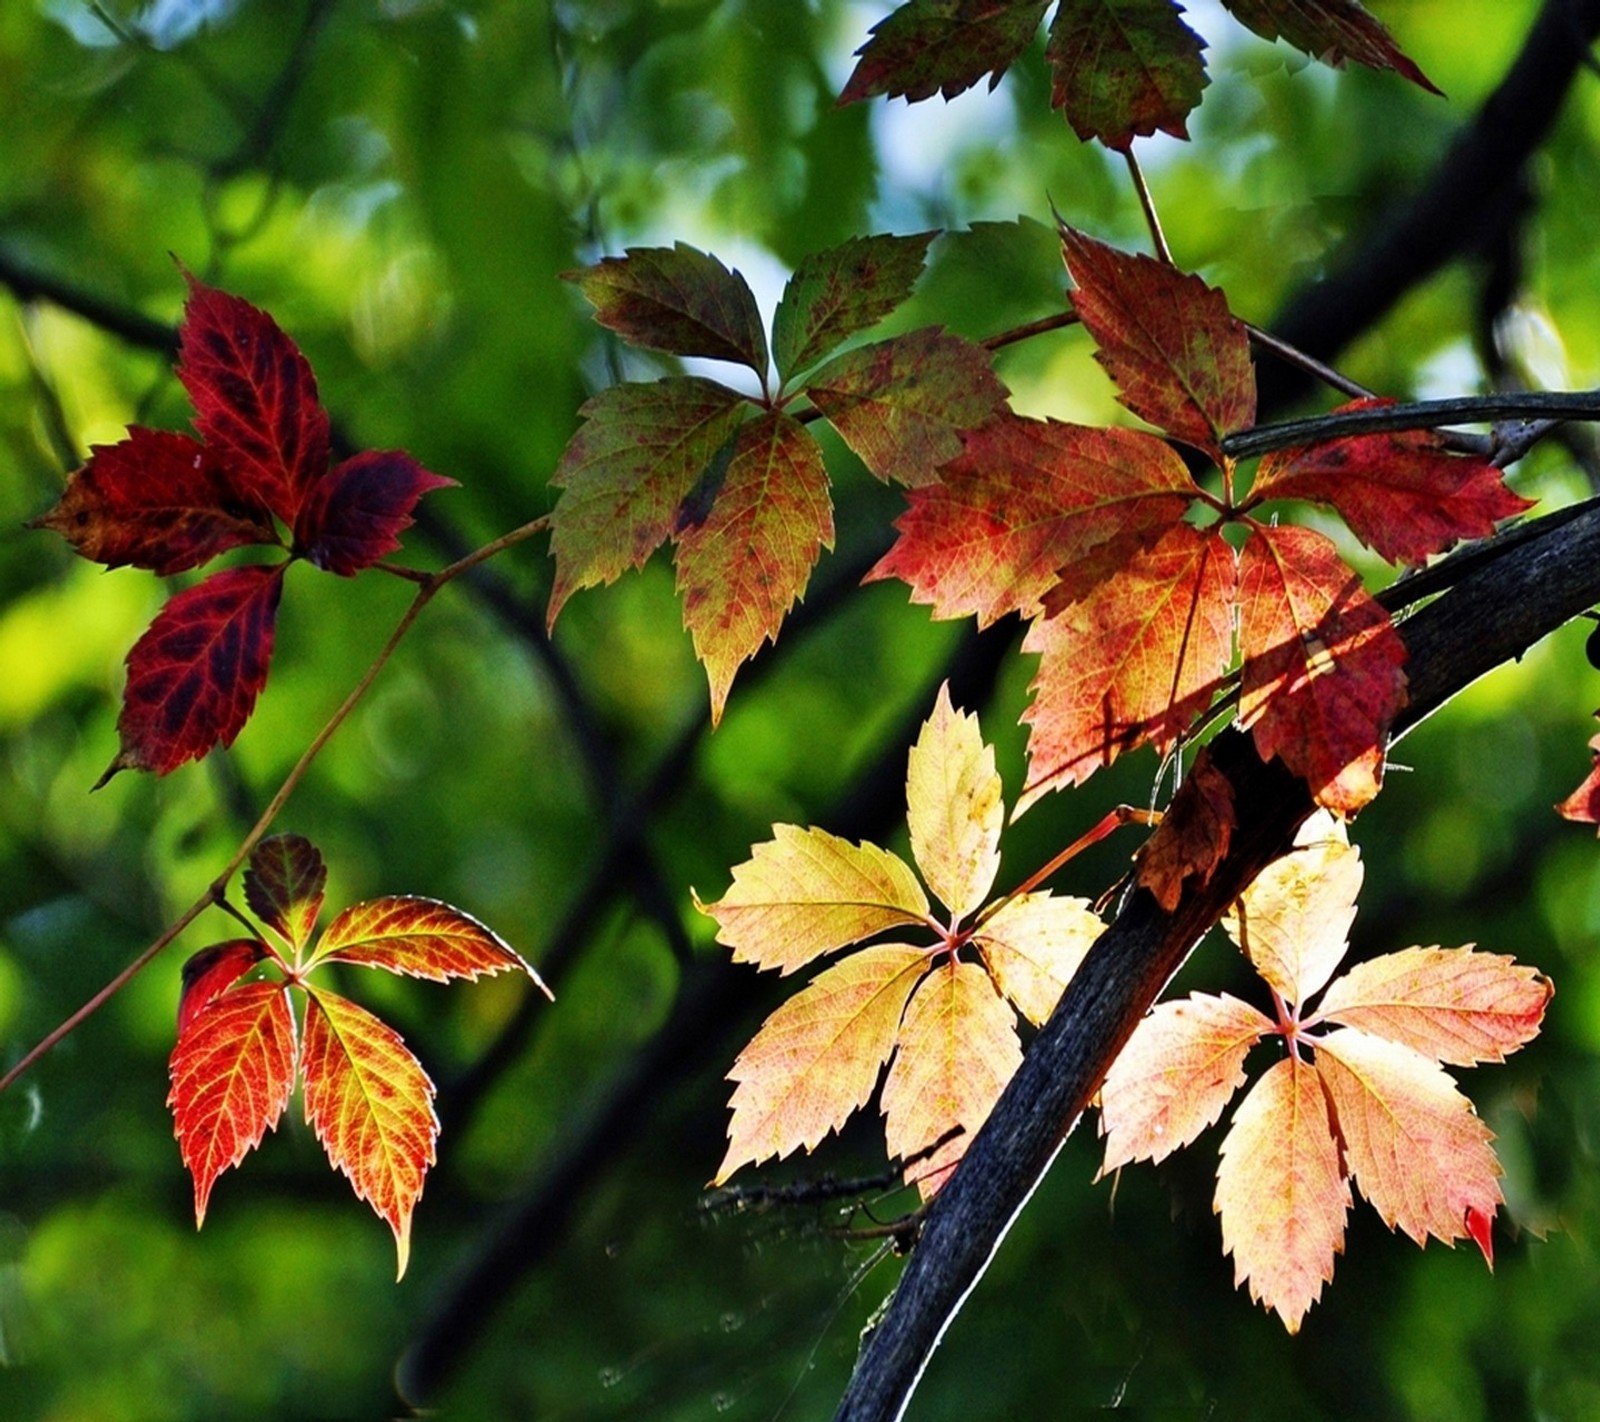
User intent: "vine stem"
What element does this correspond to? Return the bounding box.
[0,514,550,1096]
[1123,149,1172,263]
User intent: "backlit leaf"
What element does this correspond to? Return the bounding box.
[882,959,1022,1197]
[673,409,834,721]
[974,892,1103,1026]
[696,824,931,975]
[168,980,296,1226]
[1214,1054,1349,1334]
[906,682,1004,920]
[869,413,1193,626]
[566,244,769,378]
[1314,946,1551,1065]
[294,450,455,577]
[1099,992,1272,1172]
[772,232,936,383]
[806,329,1008,485]
[244,832,327,954]
[1046,0,1209,148]
[714,945,930,1183]
[838,0,1050,106]
[30,428,278,575]
[177,940,268,1036]
[546,378,750,623]
[1060,226,1255,461]
[301,986,438,1281]
[1557,720,1600,828]
[1133,745,1237,910]
[1218,0,1439,93]
[101,562,287,783]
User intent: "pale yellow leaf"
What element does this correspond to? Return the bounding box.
[906,682,1004,921]
[975,892,1104,1026]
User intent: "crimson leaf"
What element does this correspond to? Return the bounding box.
[838,0,1050,105]
[294,450,456,576]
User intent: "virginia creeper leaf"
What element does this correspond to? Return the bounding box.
[1214,1054,1349,1334]
[244,832,327,954]
[1133,744,1237,910]
[177,940,268,1036]
[838,0,1050,106]
[546,377,750,624]
[805,329,1008,485]
[177,273,331,525]
[1237,524,1407,815]
[1314,1027,1502,1250]
[310,895,550,995]
[869,413,1193,626]
[1098,992,1272,1172]
[714,945,931,1184]
[1218,0,1439,93]
[168,980,296,1226]
[30,428,278,575]
[974,892,1104,1026]
[1558,719,1600,828]
[1060,226,1255,460]
[1314,946,1552,1065]
[1251,403,1533,566]
[772,232,937,383]
[673,409,834,721]
[1046,0,1210,148]
[696,824,931,975]
[881,958,1022,1197]
[565,244,769,378]
[906,682,1003,921]
[293,450,455,576]
[102,562,287,784]
[301,985,437,1281]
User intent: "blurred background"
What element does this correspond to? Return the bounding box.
[2,1,1599,1417]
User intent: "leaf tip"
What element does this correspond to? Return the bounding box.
[1466,1205,1495,1271]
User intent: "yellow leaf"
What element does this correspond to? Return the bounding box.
[975,892,1103,1026]
[906,682,1003,920]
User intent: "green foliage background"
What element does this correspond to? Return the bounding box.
[2,1,1599,1417]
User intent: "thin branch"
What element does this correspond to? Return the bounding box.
[1245,322,1374,402]
[1123,149,1171,263]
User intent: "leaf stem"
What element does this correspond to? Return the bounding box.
[982,309,1081,353]
[0,513,551,1094]
[974,805,1160,931]
[1123,149,1172,264]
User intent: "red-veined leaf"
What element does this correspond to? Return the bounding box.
[868,413,1194,626]
[714,945,931,1184]
[177,940,268,1036]
[168,980,296,1226]
[1214,1054,1349,1334]
[838,0,1050,106]
[244,832,327,954]
[1045,0,1209,148]
[974,892,1103,1026]
[177,273,331,524]
[906,682,1003,921]
[673,409,833,720]
[695,824,930,975]
[772,232,936,383]
[1218,0,1439,93]
[565,244,769,378]
[30,428,278,575]
[301,986,437,1281]
[1237,524,1407,815]
[1060,227,1255,461]
[1099,991,1272,1172]
[805,329,1008,485]
[101,561,287,784]
[1557,719,1600,827]
[294,450,455,577]
[1133,744,1237,910]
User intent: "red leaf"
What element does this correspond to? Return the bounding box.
[838,0,1049,106]
[1557,718,1600,828]
[1237,525,1407,815]
[102,562,287,783]
[177,274,331,524]
[243,833,327,954]
[565,244,769,379]
[1251,402,1533,566]
[1019,523,1236,808]
[1218,0,1439,94]
[301,986,438,1280]
[293,451,455,576]
[1134,744,1237,910]
[868,413,1194,626]
[1046,0,1210,149]
[168,980,296,1226]
[177,940,267,1036]
[1061,227,1255,461]
[1466,1205,1495,1269]
[29,428,278,575]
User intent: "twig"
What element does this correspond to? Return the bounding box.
[1123,149,1171,263]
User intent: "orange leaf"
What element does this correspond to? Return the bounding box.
[1223,811,1362,1006]
[168,981,296,1227]
[695,824,930,975]
[1134,745,1237,911]
[973,892,1103,1027]
[714,945,930,1185]
[1314,946,1551,1065]
[906,682,1003,921]
[301,986,438,1280]
[177,939,268,1036]
[1556,717,1600,828]
[882,959,1022,1198]
[1314,1028,1502,1251]
[1214,1055,1349,1334]
[1099,992,1272,1173]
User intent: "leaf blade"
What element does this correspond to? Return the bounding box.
[1218,0,1439,93]
[906,682,1004,922]
[974,892,1104,1027]
[293,450,455,576]
[838,0,1050,106]
[243,832,327,954]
